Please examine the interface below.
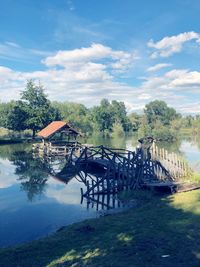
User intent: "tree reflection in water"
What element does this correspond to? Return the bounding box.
[9,151,135,211]
[10,151,80,201]
[11,151,49,201]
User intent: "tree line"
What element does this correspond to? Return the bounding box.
[0,80,199,140]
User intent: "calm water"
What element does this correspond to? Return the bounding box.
[0,135,200,248]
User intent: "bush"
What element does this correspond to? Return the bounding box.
[112,122,125,137]
[152,126,176,141]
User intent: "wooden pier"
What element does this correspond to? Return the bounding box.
[32,141,82,157]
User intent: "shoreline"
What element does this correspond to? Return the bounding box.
[0,190,200,267]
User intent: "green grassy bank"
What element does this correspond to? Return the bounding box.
[0,190,200,267]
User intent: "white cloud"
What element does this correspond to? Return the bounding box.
[0,66,14,80]
[169,70,200,88]
[180,103,200,114]
[148,31,200,58]
[5,41,21,48]
[147,63,172,72]
[43,43,136,72]
[142,68,200,92]
[138,68,200,114]
[123,101,145,113]
[0,159,19,189]
[137,93,152,100]
[0,44,139,106]
[0,43,199,115]
[46,178,83,205]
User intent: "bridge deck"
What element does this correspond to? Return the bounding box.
[143,182,200,193]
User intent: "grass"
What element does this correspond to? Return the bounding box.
[191,173,200,183]
[0,189,200,267]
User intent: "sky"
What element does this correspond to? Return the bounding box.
[0,0,200,114]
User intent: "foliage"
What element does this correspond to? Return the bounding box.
[144,100,180,127]
[128,112,142,131]
[112,122,125,137]
[5,80,61,137]
[53,101,93,134]
[6,101,27,131]
[191,115,200,135]
[137,115,151,138]
[170,118,182,132]
[190,173,200,183]
[20,80,62,137]
[110,100,131,131]
[1,90,199,140]
[0,101,16,128]
[152,125,176,141]
[33,95,134,136]
[91,99,131,134]
[137,100,182,140]
[91,99,114,133]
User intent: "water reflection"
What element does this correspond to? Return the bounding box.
[0,147,99,247]
[156,139,182,154]
[10,151,49,201]
[184,135,200,150]
[0,135,200,247]
[9,150,125,212]
[80,134,139,149]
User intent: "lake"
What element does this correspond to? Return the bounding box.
[0,135,200,248]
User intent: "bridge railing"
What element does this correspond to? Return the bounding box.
[68,142,194,196]
[150,142,193,179]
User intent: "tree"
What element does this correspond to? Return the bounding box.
[52,101,93,134]
[138,115,151,138]
[111,100,131,132]
[0,101,16,128]
[144,100,180,127]
[91,99,114,133]
[112,122,125,137]
[7,101,27,131]
[8,80,61,137]
[128,112,142,132]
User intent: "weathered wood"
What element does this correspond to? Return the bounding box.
[64,141,194,197]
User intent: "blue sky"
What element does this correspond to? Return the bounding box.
[0,0,200,114]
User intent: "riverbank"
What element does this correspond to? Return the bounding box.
[0,189,200,267]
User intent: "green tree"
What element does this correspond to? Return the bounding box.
[144,100,180,127]
[112,122,125,137]
[91,99,114,134]
[137,115,151,138]
[184,115,194,127]
[8,80,61,138]
[0,101,16,128]
[53,101,92,134]
[128,112,142,132]
[6,101,27,132]
[111,100,131,132]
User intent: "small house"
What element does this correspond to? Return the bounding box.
[37,121,79,141]
[33,121,80,156]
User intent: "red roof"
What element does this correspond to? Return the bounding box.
[37,121,78,139]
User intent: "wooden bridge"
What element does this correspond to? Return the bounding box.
[67,141,193,198]
[37,139,197,211]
